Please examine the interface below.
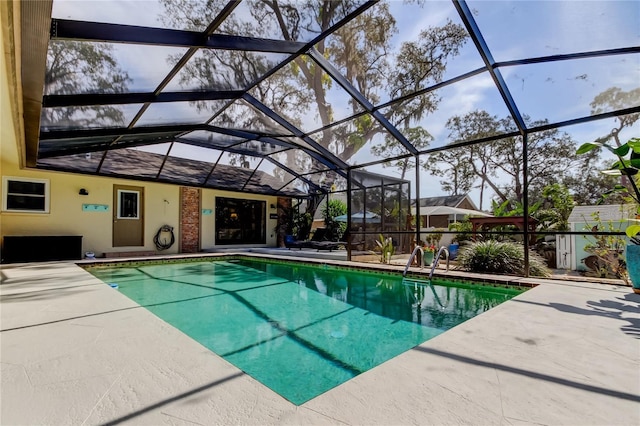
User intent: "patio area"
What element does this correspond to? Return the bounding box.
[1,254,638,425]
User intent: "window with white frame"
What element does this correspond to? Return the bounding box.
[2,177,50,213]
[116,189,139,219]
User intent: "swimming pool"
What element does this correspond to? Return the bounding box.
[87,257,526,405]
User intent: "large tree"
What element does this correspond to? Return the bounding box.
[425,110,578,212]
[424,110,502,208]
[562,163,623,205]
[558,87,639,205]
[564,87,640,202]
[589,87,640,147]
[425,146,476,197]
[359,16,468,180]
[370,127,433,180]
[427,87,639,210]
[159,0,469,232]
[42,41,131,129]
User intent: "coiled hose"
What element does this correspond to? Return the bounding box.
[154,225,175,250]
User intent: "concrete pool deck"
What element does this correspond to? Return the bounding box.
[1,254,639,425]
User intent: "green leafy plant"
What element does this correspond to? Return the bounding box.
[449,220,472,243]
[456,240,551,277]
[576,137,640,242]
[533,183,575,231]
[582,212,628,281]
[375,234,395,264]
[491,199,541,217]
[424,228,445,246]
[292,210,313,241]
[322,199,347,241]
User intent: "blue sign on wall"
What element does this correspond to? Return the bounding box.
[82,204,109,212]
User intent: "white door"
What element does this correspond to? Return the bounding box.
[556,234,572,269]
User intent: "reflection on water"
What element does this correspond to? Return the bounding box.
[237,259,524,330]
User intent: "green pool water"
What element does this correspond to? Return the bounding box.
[88,258,525,405]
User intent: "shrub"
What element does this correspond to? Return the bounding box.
[456,240,551,277]
[293,211,312,240]
[449,220,473,242]
[322,199,347,241]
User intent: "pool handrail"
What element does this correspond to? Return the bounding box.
[403,245,424,277]
[429,246,450,280]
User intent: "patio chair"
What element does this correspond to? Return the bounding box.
[284,234,312,250]
[313,228,348,251]
[342,230,365,252]
[309,240,345,252]
[285,229,349,252]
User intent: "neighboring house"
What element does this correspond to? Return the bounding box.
[409,194,491,248]
[411,194,487,229]
[557,204,633,271]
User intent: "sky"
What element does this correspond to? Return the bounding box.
[50,0,640,208]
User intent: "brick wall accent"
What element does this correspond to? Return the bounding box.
[276,197,292,247]
[179,187,201,253]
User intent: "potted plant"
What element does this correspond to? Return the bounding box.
[422,243,436,266]
[577,136,640,293]
[424,228,444,247]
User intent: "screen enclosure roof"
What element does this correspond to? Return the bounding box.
[19,0,640,198]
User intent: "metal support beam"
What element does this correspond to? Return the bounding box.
[241,158,264,191]
[527,106,640,134]
[258,143,347,178]
[415,153,421,246]
[347,168,352,261]
[111,0,240,156]
[43,90,243,108]
[375,67,487,112]
[242,94,350,171]
[50,18,306,53]
[40,123,302,147]
[265,157,323,193]
[38,162,302,197]
[40,124,201,140]
[495,46,640,68]
[453,0,526,134]
[178,139,256,157]
[307,48,418,155]
[203,150,225,187]
[522,133,530,277]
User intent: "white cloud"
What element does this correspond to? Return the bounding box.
[389,1,454,47]
[53,0,163,27]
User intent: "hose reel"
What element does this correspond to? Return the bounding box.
[154,225,175,251]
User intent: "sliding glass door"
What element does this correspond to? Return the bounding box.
[215,197,266,245]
